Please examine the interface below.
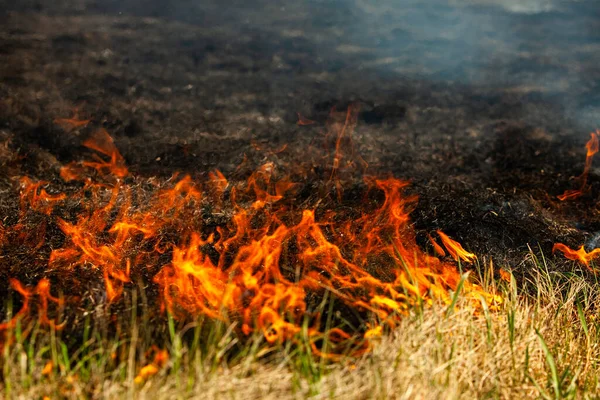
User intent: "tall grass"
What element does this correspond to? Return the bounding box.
[2,250,600,399]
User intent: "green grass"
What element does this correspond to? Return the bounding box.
[2,250,600,399]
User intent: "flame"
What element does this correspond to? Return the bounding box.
[3,107,502,356]
[134,347,169,384]
[208,170,229,196]
[553,130,600,269]
[151,168,497,348]
[427,233,446,257]
[54,108,90,132]
[499,268,512,283]
[558,130,600,201]
[552,243,600,270]
[81,129,129,178]
[329,105,360,200]
[436,230,477,263]
[0,279,63,338]
[61,129,129,180]
[42,361,53,376]
[19,177,67,215]
[297,112,317,126]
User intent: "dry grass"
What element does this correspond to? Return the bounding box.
[2,251,600,399]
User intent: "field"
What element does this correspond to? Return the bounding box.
[2,1,600,399]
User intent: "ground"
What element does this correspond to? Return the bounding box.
[1,1,600,398]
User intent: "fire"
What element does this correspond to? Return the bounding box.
[558,130,600,201]
[436,230,478,263]
[41,361,53,376]
[19,177,67,215]
[427,233,446,257]
[53,107,90,132]
[61,128,129,181]
[499,268,512,283]
[552,130,600,269]
[296,112,316,126]
[0,278,63,337]
[1,106,502,356]
[552,243,600,270]
[134,346,169,384]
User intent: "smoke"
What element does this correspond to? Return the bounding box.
[3,0,597,128]
[177,0,596,129]
[307,0,600,129]
[344,1,591,85]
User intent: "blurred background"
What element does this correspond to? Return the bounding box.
[2,0,599,129]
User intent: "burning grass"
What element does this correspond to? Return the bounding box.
[552,129,600,272]
[2,105,599,398]
[2,254,600,399]
[0,105,501,358]
[557,130,600,201]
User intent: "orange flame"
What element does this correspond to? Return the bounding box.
[0,279,63,336]
[19,177,67,215]
[296,112,317,126]
[329,105,360,201]
[41,361,53,376]
[558,130,600,201]
[427,233,446,257]
[54,107,90,132]
[208,170,228,196]
[82,129,129,178]
[498,268,512,283]
[436,230,477,263]
[134,346,169,384]
[61,129,129,180]
[5,109,502,356]
[552,243,600,270]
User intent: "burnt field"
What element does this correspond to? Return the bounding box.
[1,1,600,397]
